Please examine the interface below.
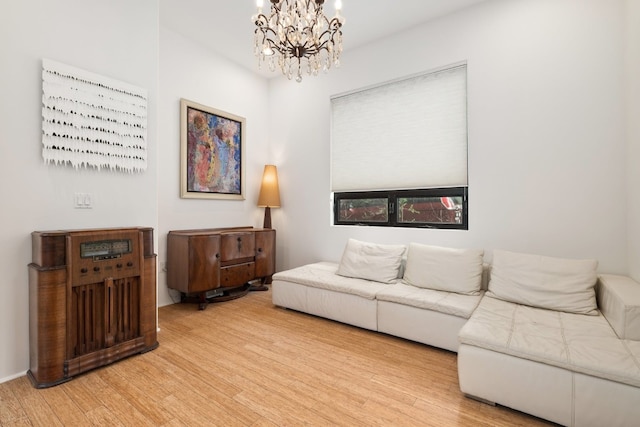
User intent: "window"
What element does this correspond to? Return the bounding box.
[334,187,467,229]
[330,64,468,229]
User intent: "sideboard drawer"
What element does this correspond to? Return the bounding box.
[221,262,255,287]
[220,232,255,262]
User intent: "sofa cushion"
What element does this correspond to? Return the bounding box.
[486,249,598,315]
[273,262,390,299]
[402,243,484,295]
[336,239,406,284]
[376,282,483,319]
[597,274,640,340]
[459,296,640,388]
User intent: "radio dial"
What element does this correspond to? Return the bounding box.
[80,268,88,274]
[93,266,100,272]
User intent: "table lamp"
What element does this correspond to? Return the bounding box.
[257,164,281,229]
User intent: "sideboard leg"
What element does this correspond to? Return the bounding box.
[250,277,270,292]
[197,293,209,311]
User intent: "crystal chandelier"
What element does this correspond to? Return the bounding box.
[252,0,344,82]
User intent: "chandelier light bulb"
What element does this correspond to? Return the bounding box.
[253,0,344,83]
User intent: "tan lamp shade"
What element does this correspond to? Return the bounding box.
[257,165,281,208]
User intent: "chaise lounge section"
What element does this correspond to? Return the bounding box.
[458,294,640,426]
[458,255,640,427]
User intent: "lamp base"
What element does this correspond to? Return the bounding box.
[263,206,272,229]
[250,277,270,292]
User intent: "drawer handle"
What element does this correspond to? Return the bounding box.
[257,248,263,253]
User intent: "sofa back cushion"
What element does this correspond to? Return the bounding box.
[402,243,484,295]
[336,239,406,284]
[487,249,599,315]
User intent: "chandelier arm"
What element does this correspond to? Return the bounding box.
[313,17,342,42]
[327,17,343,31]
[312,29,341,52]
[273,27,341,58]
[315,28,337,43]
[257,26,280,39]
[270,0,283,14]
[253,13,269,26]
[266,39,286,55]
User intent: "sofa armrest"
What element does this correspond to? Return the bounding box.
[597,274,640,340]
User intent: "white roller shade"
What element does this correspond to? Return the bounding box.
[331,64,467,192]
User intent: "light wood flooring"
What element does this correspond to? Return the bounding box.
[1,289,556,426]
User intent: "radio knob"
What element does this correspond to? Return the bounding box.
[127,261,133,267]
[81,268,88,274]
[117,263,123,268]
[93,266,100,272]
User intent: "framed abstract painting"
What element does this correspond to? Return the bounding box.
[180,99,245,200]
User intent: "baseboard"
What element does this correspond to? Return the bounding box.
[0,370,27,385]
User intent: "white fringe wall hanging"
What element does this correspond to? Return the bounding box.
[42,58,148,173]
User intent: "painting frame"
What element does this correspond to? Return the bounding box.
[180,99,246,200]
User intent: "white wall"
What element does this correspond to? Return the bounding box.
[268,0,628,274]
[157,28,270,306]
[626,0,640,281]
[0,0,159,382]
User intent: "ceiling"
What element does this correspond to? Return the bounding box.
[160,0,487,79]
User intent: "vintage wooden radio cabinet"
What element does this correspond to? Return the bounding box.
[28,227,158,388]
[167,227,275,309]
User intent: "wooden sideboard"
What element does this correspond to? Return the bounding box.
[28,227,158,388]
[167,227,275,309]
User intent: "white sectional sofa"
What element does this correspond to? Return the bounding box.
[271,239,640,426]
